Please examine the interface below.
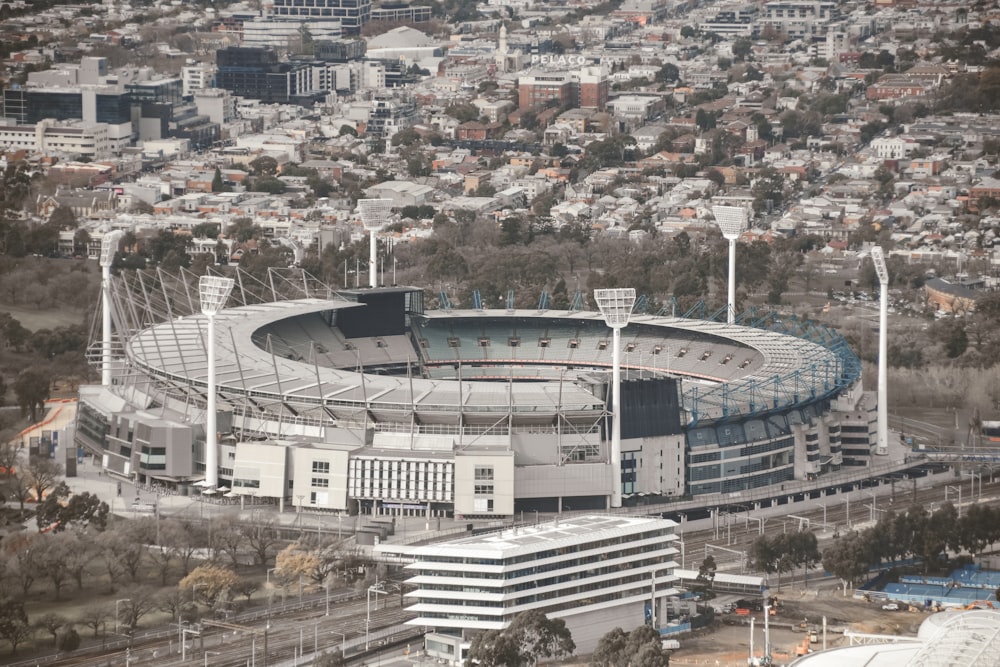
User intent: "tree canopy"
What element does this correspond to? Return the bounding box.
[464,609,575,667]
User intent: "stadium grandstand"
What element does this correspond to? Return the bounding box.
[74,267,875,518]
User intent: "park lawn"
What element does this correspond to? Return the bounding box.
[9,548,274,661]
[0,303,88,332]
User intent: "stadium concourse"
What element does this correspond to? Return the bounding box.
[72,267,878,520]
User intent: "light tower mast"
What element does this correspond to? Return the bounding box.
[99,230,124,387]
[199,275,235,488]
[594,287,636,509]
[871,246,889,456]
[712,206,748,324]
[359,199,392,289]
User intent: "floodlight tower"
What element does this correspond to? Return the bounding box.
[871,246,889,456]
[359,199,392,289]
[99,230,124,387]
[594,287,636,509]
[199,275,235,489]
[712,206,748,324]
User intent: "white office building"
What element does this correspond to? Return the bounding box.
[375,514,679,662]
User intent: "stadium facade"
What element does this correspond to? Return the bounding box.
[75,267,874,517]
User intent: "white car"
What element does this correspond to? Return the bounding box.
[882,603,899,611]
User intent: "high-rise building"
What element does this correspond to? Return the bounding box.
[182,62,217,97]
[215,46,321,104]
[265,0,371,34]
[578,65,608,111]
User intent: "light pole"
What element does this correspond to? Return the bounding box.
[332,631,346,658]
[199,275,235,490]
[813,502,827,527]
[99,230,124,387]
[866,491,877,523]
[359,199,392,289]
[115,598,131,635]
[712,205,748,324]
[946,484,962,517]
[205,650,221,667]
[871,246,890,456]
[595,287,636,509]
[325,576,331,616]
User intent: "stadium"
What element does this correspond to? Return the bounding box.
[74,266,873,518]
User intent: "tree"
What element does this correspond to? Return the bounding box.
[249,156,279,177]
[315,649,345,667]
[592,627,628,667]
[0,598,31,655]
[822,530,874,593]
[26,456,63,504]
[13,367,50,423]
[694,555,717,599]
[0,441,20,477]
[274,542,322,585]
[211,168,226,192]
[79,605,110,639]
[33,532,77,600]
[242,515,281,569]
[117,586,157,635]
[58,627,80,653]
[48,206,77,229]
[35,613,65,646]
[593,625,669,667]
[179,564,239,606]
[465,609,575,667]
[655,63,679,83]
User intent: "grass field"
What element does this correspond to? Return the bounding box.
[0,303,89,332]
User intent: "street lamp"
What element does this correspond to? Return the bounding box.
[712,205,748,324]
[595,287,636,509]
[871,246,889,456]
[199,275,235,490]
[205,650,221,667]
[359,199,392,289]
[946,484,963,517]
[99,230,124,387]
[115,598,131,635]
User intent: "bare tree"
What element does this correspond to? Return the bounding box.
[155,589,197,624]
[78,605,110,639]
[242,514,281,569]
[26,456,63,503]
[64,535,93,591]
[118,586,158,635]
[34,533,74,600]
[4,533,40,598]
[0,441,20,477]
[7,471,32,513]
[234,579,259,604]
[35,613,65,647]
[162,519,206,576]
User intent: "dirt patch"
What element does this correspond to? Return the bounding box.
[669,591,929,666]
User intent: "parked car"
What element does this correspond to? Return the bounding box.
[882,603,899,611]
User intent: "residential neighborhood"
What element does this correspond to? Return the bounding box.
[0,0,996,314]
